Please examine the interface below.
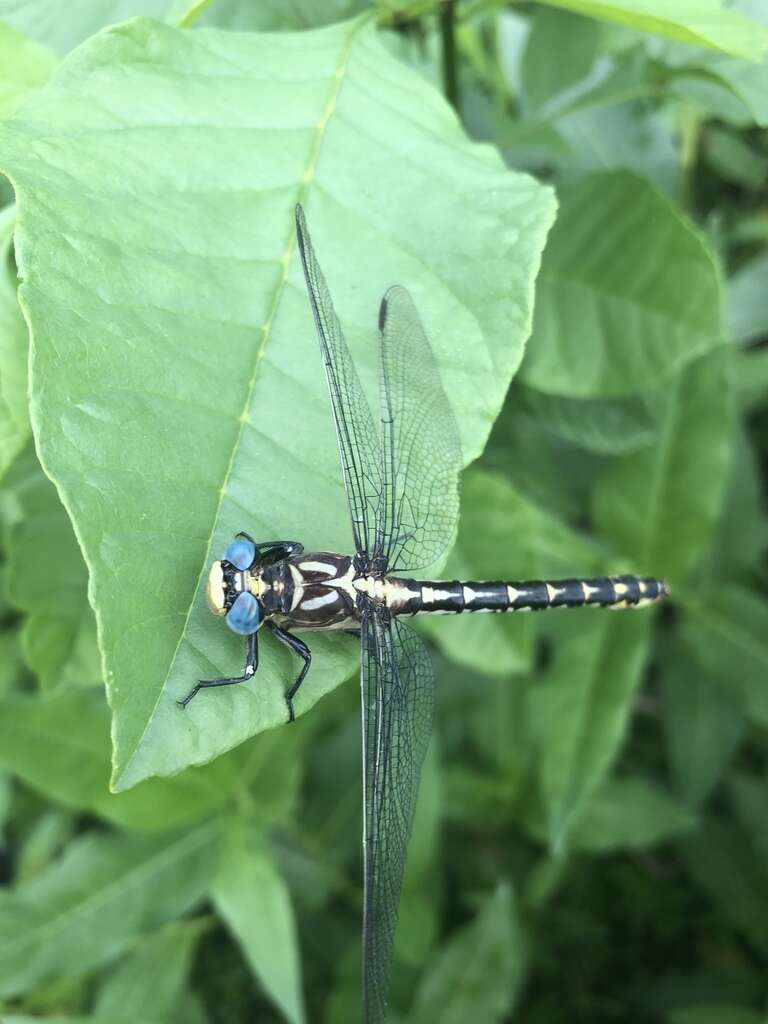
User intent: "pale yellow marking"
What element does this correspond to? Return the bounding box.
[580,582,589,602]
[507,585,524,604]
[300,560,338,575]
[302,591,339,611]
[206,561,226,616]
[546,583,561,604]
[614,581,629,597]
[289,564,304,612]
[463,586,477,604]
[638,579,647,595]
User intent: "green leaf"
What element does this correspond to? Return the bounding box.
[555,101,682,200]
[520,172,722,398]
[728,251,768,345]
[527,610,651,853]
[0,819,222,997]
[94,918,207,1021]
[518,386,658,454]
[2,447,100,691]
[593,347,732,582]
[521,6,599,115]
[659,640,744,808]
[211,822,304,1024]
[729,770,768,864]
[694,53,768,127]
[569,776,697,851]
[0,0,172,54]
[0,690,234,829]
[0,207,30,480]
[0,20,55,121]
[679,820,768,954]
[703,125,767,190]
[534,0,768,61]
[667,1006,767,1024]
[680,585,768,728]
[197,0,368,31]
[419,467,604,677]
[701,425,768,583]
[0,17,555,789]
[734,347,768,412]
[408,883,524,1024]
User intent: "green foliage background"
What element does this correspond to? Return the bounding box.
[0,1,767,1022]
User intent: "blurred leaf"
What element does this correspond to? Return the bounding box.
[94,918,207,1021]
[420,468,603,677]
[729,771,768,863]
[695,53,768,127]
[0,207,30,481]
[734,348,768,412]
[521,7,599,115]
[679,820,768,954]
[2,1018,163,1024]
[660,640,744,808]
[0,691,233,830]
[0,16,555,791]
[0,0,171,54]
[680,585,768,727]
[527,611,651,853]
[0,20,55,120]
[556,101,682,199]
[2,447,100,690]
[0,819,222,997]
[15,808,72,885]
[728,251,768,346]
[398,742,441,965]
[408,883,524,1024]
[520,172,721,397]
[518,386,658,454]
[211,821,305,1024]
[198,0,367,30]
[0,627,24,694]
[702,425,768,583]
[535,0,768,61]
[569,776,697,851]
[594,347,732,582]
[703,126,767,190]
[667,1007,767,1024]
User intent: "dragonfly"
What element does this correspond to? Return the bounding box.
[180,205,668,1022]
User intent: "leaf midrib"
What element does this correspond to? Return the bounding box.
[117,18,366,786]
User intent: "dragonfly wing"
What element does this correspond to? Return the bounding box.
[296,204,381,557]
[361,604,435,1023]
[377,284,462,572]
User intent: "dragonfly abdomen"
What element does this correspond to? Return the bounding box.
[388,575,667,615]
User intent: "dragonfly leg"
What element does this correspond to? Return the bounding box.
[267,621,311,723]
[177,632,259,708]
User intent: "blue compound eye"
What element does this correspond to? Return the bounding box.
[224,536,256,570]
[226,591,260,635]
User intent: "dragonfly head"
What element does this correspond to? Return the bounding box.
[205,535,263,636]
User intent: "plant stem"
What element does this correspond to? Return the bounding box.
[440,0,459,110]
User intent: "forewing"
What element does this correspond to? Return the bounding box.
[360,605,434,1023]
[377,285,462,571]
[295,205,381,557]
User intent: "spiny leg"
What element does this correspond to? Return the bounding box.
[267,621,311,723]
[177,632,259,708]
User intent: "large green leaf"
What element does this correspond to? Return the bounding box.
[521,6,599,116]
[419,467,604,677]
[728,251,768,345]
[94,918,207,1021]
[0,0,172,54]
[593,347,732,583]
[0,17,555,790]
[535,0,768,61]
[519,172,722,398]
[197,0,368,31]
[2,447,101,690]
[679,585,768,727]
[211,822,304,1024]
[527,610,651,853]
[0,690,235,829]
[569,776,697,851]
[659,639,744,808]
[0,819,222,997]
[0,20,55,121]
[0,206,30,479]
[408,883,524,1024]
